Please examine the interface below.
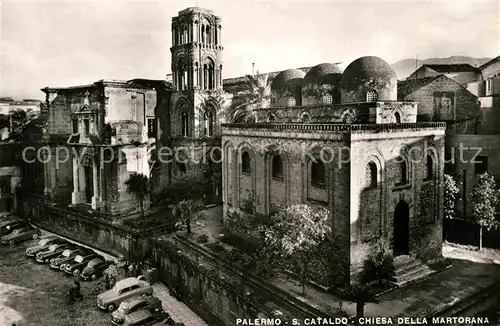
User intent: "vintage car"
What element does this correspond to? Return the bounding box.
[1,225,41,246]
[26,236,66,257]
[0,219,30,236]
[50,247,91,269]
[64,252,101,276]
[80,258,113,281]
[97,277,153,312]
[120,309,169,326]
[36,243,73,263]
[111,296,162,325]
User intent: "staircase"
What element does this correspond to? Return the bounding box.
[391,255,435,287]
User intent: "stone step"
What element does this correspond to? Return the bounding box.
[393,266,434,287]
[394,258,422,271]
[391,256,435,287]
[394,263,432,279]
[394,261,428,277]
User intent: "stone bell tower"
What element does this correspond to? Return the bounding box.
[171,7,223,94]
[168,7,224,204]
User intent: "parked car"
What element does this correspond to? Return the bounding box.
[50,247,91,270]
[64,252,101,276]
[120,309,169,326]
[111,296,162,325]
[0,219,30,236]
[1,225,41,246]
[26,236,65,257]
[36,243,72,263]
[97,277,153,312]
[80,258,113,281]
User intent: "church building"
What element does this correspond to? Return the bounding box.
[221,56,446,281]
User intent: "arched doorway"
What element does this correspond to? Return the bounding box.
[201,147,222,205]
[393,200,410,256]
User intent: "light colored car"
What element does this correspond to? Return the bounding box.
[97,277,153,312]
[26,236,64,257]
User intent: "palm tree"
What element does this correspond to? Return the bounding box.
[8,108,43,142]
[172,199,205,234]
[125,173,149,219]
[229,73,271,123]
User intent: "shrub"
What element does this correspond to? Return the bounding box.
[197,234,209,244]
[206,241,228,254]
[360,239,395,284]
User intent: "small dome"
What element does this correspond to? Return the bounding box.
[271,69,306,91]
[303,63,343,86]
[341,56,396,91]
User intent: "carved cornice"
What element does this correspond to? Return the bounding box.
[222,122,447,133]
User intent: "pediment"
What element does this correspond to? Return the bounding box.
[74,103,98,115]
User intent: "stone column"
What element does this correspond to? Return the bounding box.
[91,157,101,209]
[71,155,84,205]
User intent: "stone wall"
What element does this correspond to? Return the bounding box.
[17,198,172,259]
[401,76,479,122]
[151,235,334,326]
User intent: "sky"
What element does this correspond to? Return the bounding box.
[1,0,499,100]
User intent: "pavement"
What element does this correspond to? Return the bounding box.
[37,228,209,326]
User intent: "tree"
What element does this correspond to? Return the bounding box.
[469,172,500,250]
[125,173,149,219]
[262,204,330,296]
[443,174,460,220]
[228,73,271,123]
[8,108,42,141]
[173,199,205,234]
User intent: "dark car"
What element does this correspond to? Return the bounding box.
[1,225,42,246]
[121,309,169,326]
[0,219,30,236]
[80,258,113,281]
[64,252,101,276]
[50,247,92,270]
[26,236,66,257]
[111,296,163,325]
[35,242,72,263]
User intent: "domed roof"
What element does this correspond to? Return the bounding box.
[341,56,396,91]
[271,69,306,91]
[303,63,343,85]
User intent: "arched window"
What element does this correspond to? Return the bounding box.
[181,112,189,137]
[311,161,325,187]
[366,90,378,102]
[177,162,187,174]
[242,151,251,174]
[182,27,188,44]
[395,112,401,123]
[322,94,333,104]
[287,97,296,107]
[203,58,215,90]
[268,114,276,122]
[366,161,378,188]
[399,159,408,184]
[425,154,433,180]
[201,25,205,43]
[301,114,310,123]
[206,25,211,44]
[272,155,283,180]
[204,109,215,136]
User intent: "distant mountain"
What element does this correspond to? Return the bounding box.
[391,56,492,80]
